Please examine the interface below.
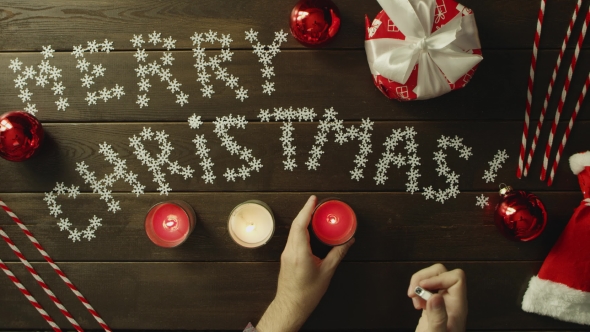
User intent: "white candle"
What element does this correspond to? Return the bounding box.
[228,200,275,248]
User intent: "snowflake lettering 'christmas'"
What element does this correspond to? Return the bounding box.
[132,33,187,108]
[72,40,125,106]
[44,180,110,243]
[482,149,509,183]
[213,114,262,181]
[246,29,288,96]
[258,107,317,171]
[423,135,472,204]
[374,126,421,193]
[475,194,489,209]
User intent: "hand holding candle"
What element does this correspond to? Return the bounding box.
[256,195,354,332]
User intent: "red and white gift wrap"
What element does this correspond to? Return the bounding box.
[365,0,483,101]
[521,151,590,325]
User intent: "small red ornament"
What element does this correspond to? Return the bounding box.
[494,184,547,241]
[290,0,341,47]
[0,111,44,162]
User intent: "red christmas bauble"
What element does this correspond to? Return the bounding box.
[0,111,44,162]
[290,0,341,47]
[494,185,547,241]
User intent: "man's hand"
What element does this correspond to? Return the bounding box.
[408,264,468,332]
[256,195,355,332]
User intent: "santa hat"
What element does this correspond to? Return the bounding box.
[521,151,590,325]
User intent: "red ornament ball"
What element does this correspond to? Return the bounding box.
[0,111,44,162]
[494,186,547,241]
[290,0,341,47]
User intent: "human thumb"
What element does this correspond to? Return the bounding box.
[426,294,448,332]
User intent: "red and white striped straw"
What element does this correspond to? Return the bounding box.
[523,0,583,177]
[0,199,111,332]
[0,257,61,332]
[0,227,82,331]
[548,73,590,186]
[541,8,590,181]
[517,0,546,179]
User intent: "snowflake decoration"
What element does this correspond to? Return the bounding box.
[375,126,421,193]
[423,135,472,204]
[482,149,509,183]
[9,58,23,73]
[476,194,489,209]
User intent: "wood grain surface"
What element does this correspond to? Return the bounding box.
[1,0,588,330]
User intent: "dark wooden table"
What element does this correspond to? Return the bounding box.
[1,0,589,330]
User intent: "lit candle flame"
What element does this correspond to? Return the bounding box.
[245,224,256,232]
[327,214,339,224]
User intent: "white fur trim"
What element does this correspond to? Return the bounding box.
[569,151,590,175]
[522,276,590,325]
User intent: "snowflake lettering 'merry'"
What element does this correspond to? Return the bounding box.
[374,126,421,193]
[482,149,509,183]
[132,32,188,108]
[258,107,317,171]
[130,127,194,194]
[44,182,105,243]
[246,29,288,96]
[422,135,472,204]
[188,114,216,184]
[72,40,125,107]
[10,45,68,114]
[213,114,262,182]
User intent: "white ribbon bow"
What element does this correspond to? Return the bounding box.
[366,0,483,100]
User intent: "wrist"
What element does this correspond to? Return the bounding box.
[256,296,308,332]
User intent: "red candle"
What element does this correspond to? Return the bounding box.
[145,201,196,248]
[311,199,356,246]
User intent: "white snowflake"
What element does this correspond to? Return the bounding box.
[23,66,36,79]
[57,218,72,231]
[160,52,174,66]
[81,74,94,88]
[55,97,69,111]
[68,229,82,242]
[24,103,38,115]
[188,114,203,129]
[201,84,214,98]
[72,45,85,58]
[476,194,489,209]
[138,78,151,92]
[111,84,125,99]
[235,86,249,101]
[85,91,98,105]
[148,31,162,45]
[38,60,51,74]
[245,29,259,43]
[131,34,145,48]
[14,75,27,89]
[136,94,150,108]
[76,58,90,72]
[18,88,32,102]
[274,29,288,43]
[175,92,189,107]
[9,58,23,72]
[262,80,275,95]
[134,49,148,62]
[482,169,496,183]
[49,67,62,81]
[224,168,237,182]
[261,65,275,79]
[92,64,106,77]
[423,186,436,200]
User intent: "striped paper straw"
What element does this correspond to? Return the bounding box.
[0,199,111,332]
[541,8,590,181]
[0,257,61,332]
[0,227,82,331]
[517,0,547,178]
[548,73,590,186]
[524,0,583,176]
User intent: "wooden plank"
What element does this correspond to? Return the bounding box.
[0,0,588,51]
[1,49,590,122]
[0,262,585,330]
[0,121,586,193]
[0,192,579,262]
